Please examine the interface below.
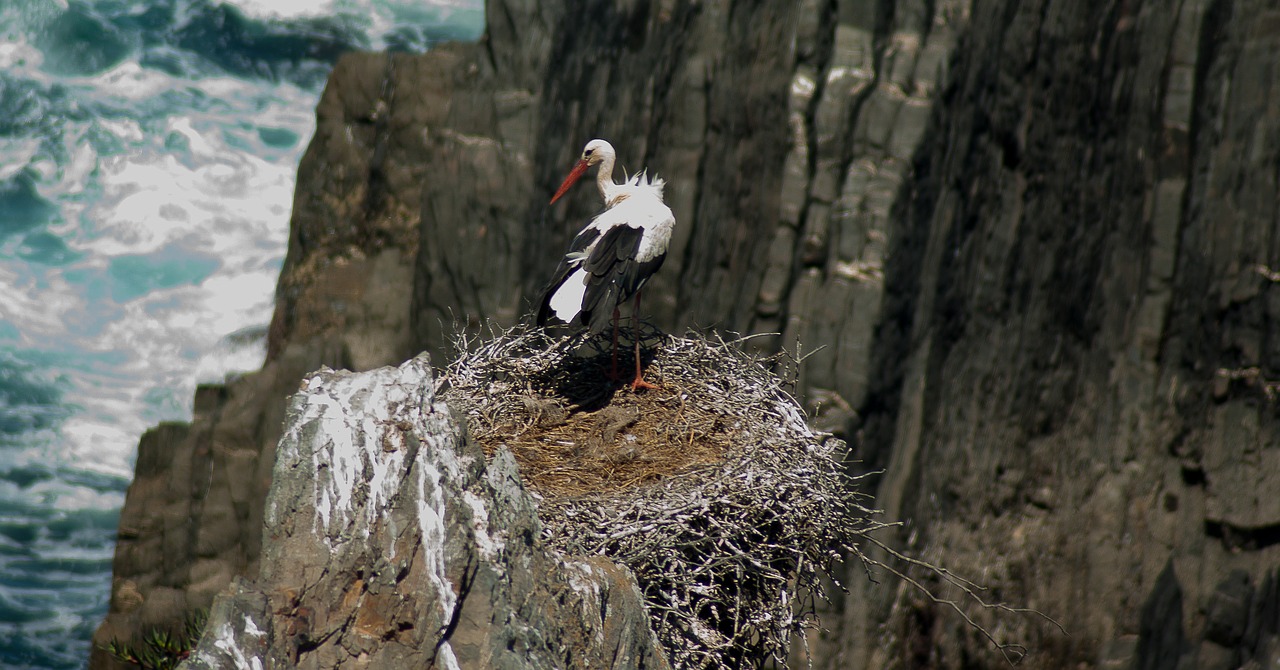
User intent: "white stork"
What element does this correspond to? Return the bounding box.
[536,139,675,390]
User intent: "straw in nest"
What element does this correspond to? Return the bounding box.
[439,325,879,669]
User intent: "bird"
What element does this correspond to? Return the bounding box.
[537,139,675,391]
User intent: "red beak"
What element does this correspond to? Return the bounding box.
[550,159,590,204]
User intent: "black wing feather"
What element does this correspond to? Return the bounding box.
[579,225,661,335]
[536,226,601,326]
[580,226,641,311]
[539,222,667,335]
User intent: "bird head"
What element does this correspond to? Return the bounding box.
[551,139,616,204]
[580,139,612,165]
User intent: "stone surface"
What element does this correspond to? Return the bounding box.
[179,356,665,669]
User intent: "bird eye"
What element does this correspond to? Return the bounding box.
[584,149,594,157]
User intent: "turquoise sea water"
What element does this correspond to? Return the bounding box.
[0,1,482,667]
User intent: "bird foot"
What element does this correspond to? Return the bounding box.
[629,377,659,392]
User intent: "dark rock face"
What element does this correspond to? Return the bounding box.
[94,0,1280,667]
[846,0,1280,667]
[410,0,965,428]
[177,356,664,668]
[411,0,800,357]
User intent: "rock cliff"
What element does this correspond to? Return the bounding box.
[94,0,1280,668]
[847,1,1280,668]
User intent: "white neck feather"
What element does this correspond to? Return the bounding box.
[595,143,618,202]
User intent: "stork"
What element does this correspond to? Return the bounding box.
[537,139,675,391]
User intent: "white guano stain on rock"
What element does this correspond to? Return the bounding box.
[564,561,606,647]
[437,641,461,670]
[206,622,264,670]
[241,615,264,639]
[461,490,504,562]
[416,454,457,621]
[565,561,603,601]
[279,357,436,538]
[279,354,464,624]
[308,367,417,538]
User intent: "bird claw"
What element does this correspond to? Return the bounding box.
[629,377,659,392]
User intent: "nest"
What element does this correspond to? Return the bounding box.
[439,325,878,669]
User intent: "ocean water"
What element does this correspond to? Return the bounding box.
[0,1,483,667]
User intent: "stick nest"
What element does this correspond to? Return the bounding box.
[439,325,878,669]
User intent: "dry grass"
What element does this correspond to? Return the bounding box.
[493,389,738,497]
[438,325,881,669]
[442,324,761,498]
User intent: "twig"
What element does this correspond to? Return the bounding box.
[861,534,1068,666]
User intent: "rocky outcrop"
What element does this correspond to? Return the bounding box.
[178,355,664,668]
[96,0,1280,668]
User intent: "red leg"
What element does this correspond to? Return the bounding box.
[629,291,658,391]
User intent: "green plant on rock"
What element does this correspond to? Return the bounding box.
[104,609,208,670]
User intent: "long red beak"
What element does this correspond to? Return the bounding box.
[550,159,590,204]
